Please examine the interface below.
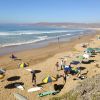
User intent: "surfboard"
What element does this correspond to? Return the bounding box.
[28,87,42,92]
[25,68,32,72]
[0,68,5,74]
[38,90,59,97]
[15,84,24,90]
[13,93,28,100]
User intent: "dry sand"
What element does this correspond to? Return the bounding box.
[0,32,100,100]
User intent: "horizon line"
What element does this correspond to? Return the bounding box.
[0,22,100,25]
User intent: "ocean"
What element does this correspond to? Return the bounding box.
[0,24,93,48]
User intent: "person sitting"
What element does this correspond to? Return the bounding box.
[10,54,17,60]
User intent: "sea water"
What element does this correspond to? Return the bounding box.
[0,24,92,48]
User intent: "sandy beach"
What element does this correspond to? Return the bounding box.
[0,31,100,100]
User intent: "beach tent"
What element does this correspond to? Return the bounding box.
[20,62,24,68]
[42,76,56,83]
[85,48,94,53]
[0,74,5,79]
[82,58,90,63]
[77,55,84,63]
[20,62,26,68]
[93,48,100,53]
[83,53,90,59]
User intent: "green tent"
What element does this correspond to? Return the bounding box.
[86,48,94,53]
[77,55,84,62]
[93,48,100,53]
[85,48,95,56]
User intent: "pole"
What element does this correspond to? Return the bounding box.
[57,36,60,48]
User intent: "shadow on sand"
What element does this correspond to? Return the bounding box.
[37,83,46,87]
[34,70,41,74]
[5,82,24,89]
[54,84,64,91]
[7,76,20,81]
[79,67,86,70]
[82,60,96,64]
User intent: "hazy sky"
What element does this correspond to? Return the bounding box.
[0,0,100,23]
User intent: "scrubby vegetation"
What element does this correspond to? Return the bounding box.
[50,74,100,100]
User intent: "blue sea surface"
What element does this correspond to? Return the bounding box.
[0,24,92,47]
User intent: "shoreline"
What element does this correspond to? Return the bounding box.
[0,32,98,70]
[0,30,96,56]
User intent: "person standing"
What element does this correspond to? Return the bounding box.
[31,70,36,86]
[55,62,60,71]
[60,59,64,70]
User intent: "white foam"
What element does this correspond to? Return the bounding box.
[1,36,48,48]
[0,29,85,48]
[0,30,82,36]
[0,32,17,36]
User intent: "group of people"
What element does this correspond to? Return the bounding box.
[55,60,64,71]
[55,59,81,82]
[10,54,81,86]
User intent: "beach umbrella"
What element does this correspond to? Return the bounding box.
[42,76,56,83]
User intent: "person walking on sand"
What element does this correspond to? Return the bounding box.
[31,70,36,86]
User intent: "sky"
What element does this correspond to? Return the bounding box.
[0,0,100,23]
